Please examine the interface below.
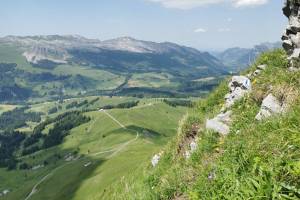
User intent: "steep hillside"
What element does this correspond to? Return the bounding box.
[215,42,281,72]
[113,49,300,199]
[0,97,190,200]
[0,36,227,101]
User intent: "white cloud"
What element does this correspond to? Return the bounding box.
[232,0,269,7]
[147,0,269,9]
[148,0,223,9]
[194,28,207,33]
[227,18,233,22]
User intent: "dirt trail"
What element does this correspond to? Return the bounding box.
[24,110,139,200]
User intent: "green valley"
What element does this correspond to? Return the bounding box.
[0,97,189,200]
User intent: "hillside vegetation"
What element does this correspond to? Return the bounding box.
[0,98,189,200]
[114,50,300,199]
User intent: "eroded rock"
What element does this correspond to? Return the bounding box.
[282,0,300,68]
[255,94,284,121]
[225,77,250,108]
[151,154,161,167]
[184,140,198,159]
[257,64,267,71]
[206,111,232,135]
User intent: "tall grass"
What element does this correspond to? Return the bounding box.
[113,49,300,199]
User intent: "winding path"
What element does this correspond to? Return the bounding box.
[24,109,139,200]
[99,109,126,129]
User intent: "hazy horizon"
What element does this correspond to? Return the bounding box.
[0,0,285,50]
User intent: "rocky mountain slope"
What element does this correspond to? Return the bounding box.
[214,42,281,72]
[0,35,225,72]
[0,35,228,101]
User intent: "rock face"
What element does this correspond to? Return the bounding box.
[255,94,284,120]
[184,140,198,159]
[151,154,161,167]
[206,111,232,135]
[282,0,300,68]
[225,76,251,108]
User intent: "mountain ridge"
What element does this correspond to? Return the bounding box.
[0,35,227,101]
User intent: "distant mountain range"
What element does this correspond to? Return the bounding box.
[0,35,282,101]
[1,35,225,72]
[213,42,282,72]
[0,35,227,101]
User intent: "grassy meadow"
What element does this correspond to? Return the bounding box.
[0,97,189,200]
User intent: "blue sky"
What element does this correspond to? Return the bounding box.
[0,0,285,50]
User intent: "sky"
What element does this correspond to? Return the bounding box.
[0,0,286,50]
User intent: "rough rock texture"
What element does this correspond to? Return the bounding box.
[184,140,198,159]
[225,76,251,108]
[255,94,284,120]
[206,111,232,135]
[151,154,161,167]
[282,0,300,68]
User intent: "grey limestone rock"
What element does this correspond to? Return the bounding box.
[255,94,284,121]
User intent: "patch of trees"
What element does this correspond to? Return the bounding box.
[25,72,70,82]
[0,131,25,170]
[89,97,99,105]
[66,100,89,109]
[101,101,139,110]
[0,63,32,101]
[22,145,41,156]
[0,107,42,131]
[31,59,59,70]
[163,99,193,107]
[22,111,90,156]
[43,111,90,148]
[48,107,58,114]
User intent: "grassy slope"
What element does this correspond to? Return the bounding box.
[0,44,223,99]
[1,100,187,200]
[0,105,18,115]
[0,44,125,96]
[116,50,300,199]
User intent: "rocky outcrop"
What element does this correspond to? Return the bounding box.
[184,139,198,159]
[224,76,251,108]
[255,94,284,120]
[282,0,300,69]
[206,75,251,136]
[206,111,232,135]
[151,154,161,167]
[247,64,268,78]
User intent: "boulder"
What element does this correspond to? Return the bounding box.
[184,140,198,159]
[151,154,161,167]
[253,69,262,76]
[229,76,252,91]
[184,151,191,159]
[190,140,197,152]
[206,118,230,135]
[224,76,251,108]
[255,94,283,121]
[225,87,247,108]
[257,64,267,71]
[215,110,232,124]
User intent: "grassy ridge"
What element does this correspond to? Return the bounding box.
[114,50,300,199]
